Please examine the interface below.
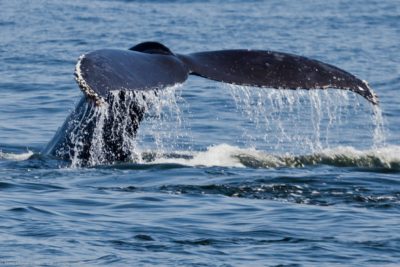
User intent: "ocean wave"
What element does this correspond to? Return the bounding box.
[152,144,400,170]
[1,144,399,170]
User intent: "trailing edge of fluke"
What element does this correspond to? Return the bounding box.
[75,41,378,105]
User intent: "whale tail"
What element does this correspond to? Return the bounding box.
[76,41,378,105]
[46,42,379,164]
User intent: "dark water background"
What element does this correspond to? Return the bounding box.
[1,0,399,266]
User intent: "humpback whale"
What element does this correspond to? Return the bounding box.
[43,41,378,165]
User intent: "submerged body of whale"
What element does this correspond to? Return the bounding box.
[43,42,378,165]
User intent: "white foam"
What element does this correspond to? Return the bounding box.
[317,145,400,167]
[150,144,400,169]
[0,150,34,161]
[152,144,250,167]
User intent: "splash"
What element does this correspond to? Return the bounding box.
[60,85,187,167]
[47,83,388,168]
[135,84,191,158]
[152,144,247,167]
[227,85,386,154]
[150,143,400,170]
[0,150,34,161]
[372,105,386,148]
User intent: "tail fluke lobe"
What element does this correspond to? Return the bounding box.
[75,48,188,103]
[178,50,378,105]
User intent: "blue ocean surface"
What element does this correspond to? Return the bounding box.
[0,0,399,266]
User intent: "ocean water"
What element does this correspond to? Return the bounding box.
[1,0,399,266]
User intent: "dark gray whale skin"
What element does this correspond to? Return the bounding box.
[44,42,378,164]
[43,92,144,165]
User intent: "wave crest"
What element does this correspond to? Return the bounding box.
[152,144,400,170]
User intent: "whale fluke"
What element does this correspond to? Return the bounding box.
[75,41,378,105]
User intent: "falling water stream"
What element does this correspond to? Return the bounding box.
[57,84,395,170]
[228,85,386,153]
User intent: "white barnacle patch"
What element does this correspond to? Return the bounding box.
[360,80,379,105]
[74,54,105,106]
